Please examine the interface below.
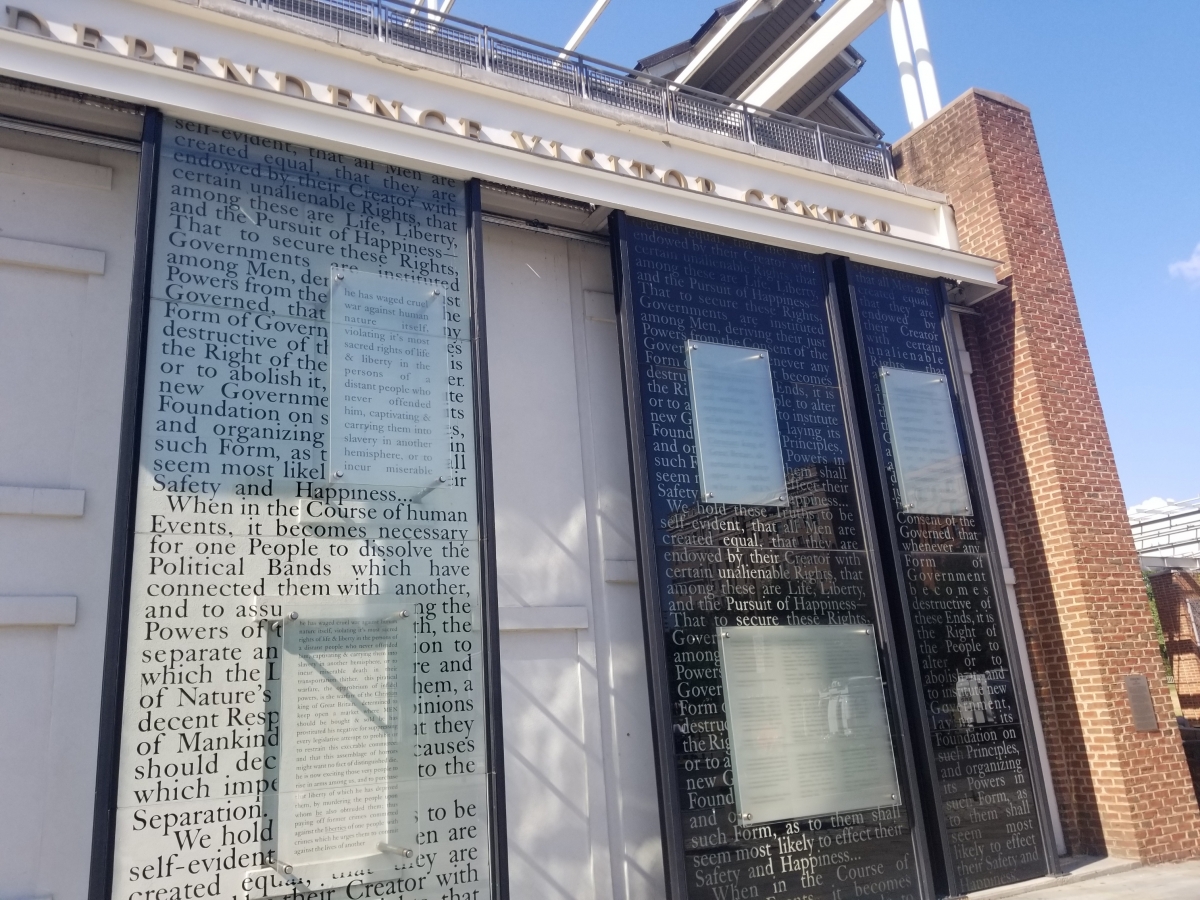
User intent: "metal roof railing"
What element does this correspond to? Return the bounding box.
[236,0,895,180]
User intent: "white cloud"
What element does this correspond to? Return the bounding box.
[1168,243,1200,284]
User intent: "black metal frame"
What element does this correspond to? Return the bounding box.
[466,178,512,900]
[938,284,1061,875]
[88,108,162,900]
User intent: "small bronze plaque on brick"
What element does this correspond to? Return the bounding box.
[1124,674,1159,731]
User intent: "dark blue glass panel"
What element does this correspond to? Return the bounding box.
[624,218,921,900]
[845,262,1048,893]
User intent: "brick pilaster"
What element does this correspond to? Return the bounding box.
[892,88,1200,861]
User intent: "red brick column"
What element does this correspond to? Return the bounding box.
[892,88,1200,862]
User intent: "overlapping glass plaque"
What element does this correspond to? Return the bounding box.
[718,625,900,824]
[879,366,972,516]
[329,269,453,487]
[274,602,418,882]
[685,340,787,507]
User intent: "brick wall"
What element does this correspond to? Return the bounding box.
[893,88,1200,862]
[1150,570,1200,720]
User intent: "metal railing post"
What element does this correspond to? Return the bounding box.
[228,0,895,179]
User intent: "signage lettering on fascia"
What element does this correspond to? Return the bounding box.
[5,5,893,237]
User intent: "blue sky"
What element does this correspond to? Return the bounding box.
[453,0,1200,507]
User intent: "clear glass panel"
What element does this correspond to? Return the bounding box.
[329,270,457,488]
[719,624,900,824]
[686,340,788,507]
[274,603,419,881]
[879,366,972,516]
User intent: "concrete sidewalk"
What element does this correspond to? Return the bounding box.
[969,856,1200,900]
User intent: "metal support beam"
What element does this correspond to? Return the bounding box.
[888,0,924,129]
[564,0,611,52]
[675,0,766,85]
[901,0,941,116]
[739,0,885,110]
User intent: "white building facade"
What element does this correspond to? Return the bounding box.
[0,4,1076,900]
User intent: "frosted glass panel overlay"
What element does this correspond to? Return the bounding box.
[276,604,418,869]
[879,367,972,516]
[719,625,899,824]
[329,271,453,487]
[685,340,787,507]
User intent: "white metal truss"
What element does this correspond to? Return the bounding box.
[739,0,885,109]
[565,0,612,52]
[675,0,767,84]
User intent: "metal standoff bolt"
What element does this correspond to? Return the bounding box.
[432,288,442,296]
[439,475,448,483]
[741,813,753,823]
[289,611,299,621]
[378,842,414,859]
[335,471,344,478]
[721,631,730,639]
[335,272,344,281]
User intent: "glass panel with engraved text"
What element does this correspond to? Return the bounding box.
[108,119,493,900]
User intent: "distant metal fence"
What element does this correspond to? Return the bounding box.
[237,0,895,179]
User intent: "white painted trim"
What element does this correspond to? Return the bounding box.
[582,290,615,323]
[0,596,77,626]
[0,14,1002,289]
[0,235,105,275]
[498,606,590,632]
[602,560,638,585]
[0,485,86,516]
[0,146,113,188]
